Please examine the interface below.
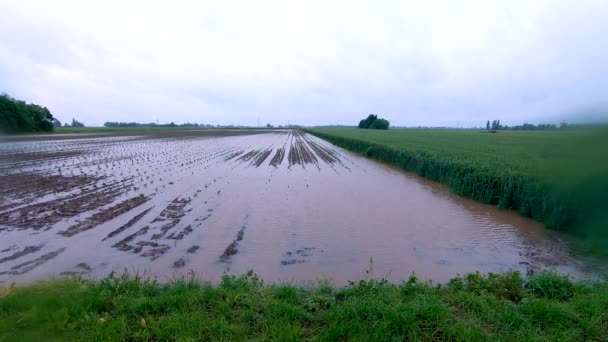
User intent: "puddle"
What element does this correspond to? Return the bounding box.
[0,130,603,285]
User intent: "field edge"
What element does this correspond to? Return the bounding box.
[0,270,606,340]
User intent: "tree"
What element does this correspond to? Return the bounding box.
[490,120,501,131]
[360,114,378,129]
[358,114,389,130]
[369,118,390,130]
[71,118,84,127]
[266,123,273,128]
[486,120,490,130]
[0,93,55,133]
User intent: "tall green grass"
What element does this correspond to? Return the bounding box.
[0,271,606,341]
[306,128,608,247]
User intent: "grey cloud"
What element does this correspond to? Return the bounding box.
[0,1,607,127]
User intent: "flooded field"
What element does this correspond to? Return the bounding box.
[0,130,600,285]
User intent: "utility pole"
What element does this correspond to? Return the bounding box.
[258,115,260,128]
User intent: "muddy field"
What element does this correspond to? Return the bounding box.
[0,130,601,285]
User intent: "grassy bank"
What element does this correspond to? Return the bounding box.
[0,271,606,340]
[306,128,608,254]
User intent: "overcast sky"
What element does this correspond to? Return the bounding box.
[1,1,607,127]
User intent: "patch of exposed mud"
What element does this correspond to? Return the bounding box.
[103,207,154,241]
[187,245,200,254]
[110,196,196,260]
[288,130,318,166]
[0,185,124,231]
[253,148,273,167]
[113,226,150,251]
[0,173,102,211]
[238,149,261,162]
[270,147,285,167]
[518,238,572,272]
[0,150,84,165]
[302,135,340,164]
[150,197,192,240]
[60,195,151,237]
[0,248,66,276]
[60,262,92,276]
[224,150,244,161]
[166,225,193,240]
[281,247,322,266]
[173,257,186,268]
[0,244,44,264]
[219,225,246,263]
[139,242,170,260]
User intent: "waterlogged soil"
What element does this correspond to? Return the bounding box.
[0,130,602,285]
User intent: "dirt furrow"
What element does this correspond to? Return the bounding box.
[219,225,246,263]
[269,147,285,167]
[0,248,66,276]
[253,148,273,167]
[103,207,154,241]
[59,195,151,237]
[0,244,44,264]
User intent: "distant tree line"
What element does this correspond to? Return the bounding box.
[0,94,58,133]
[104,122,300,129]
[485,120,579,131]
[358,114,390,130]
[104,122,203,128]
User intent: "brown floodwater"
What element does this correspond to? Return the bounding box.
[0,130,603,285]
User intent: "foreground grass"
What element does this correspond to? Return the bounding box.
[306,128,608,256]
[1,271,607,341]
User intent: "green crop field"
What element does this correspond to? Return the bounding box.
[306,128,608,255]
[1,271,607,341]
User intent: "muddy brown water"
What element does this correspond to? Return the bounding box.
[0,130,603,285]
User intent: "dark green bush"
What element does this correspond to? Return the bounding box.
[0,94,56,133]
[358,114,390,130]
